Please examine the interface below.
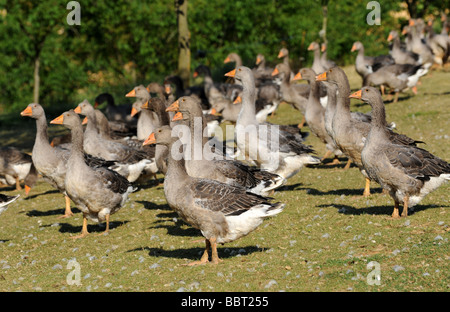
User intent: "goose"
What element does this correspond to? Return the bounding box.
[0,194,20,216]
[424,20,450,66]
[405,19,434,66]
[126,85,161,140]
[271,63,309,126]
[224,52,243,68]
[293,68,342,163]
[253,53,275,84]
[0,146,38,195]
[143,126,285,265]
[350,87,450,217]
[320,43,337,70]
[351,41,395,81]
[307,42,326,75]
[74,100,155,183]
[21,103,75,218]
[166,96,286,196]
[363,63,429,103]
[165,75,209,110]
[226,66,320,180]
[94,92,133,123]
[387,30,421,65]
[141,97,172,175]
[277,47,295,80]
[316,67,423,196]
[50,110,134,238]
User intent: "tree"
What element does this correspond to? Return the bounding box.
[175,0,191,88]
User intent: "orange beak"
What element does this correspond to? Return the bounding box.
[256,56,262,65]
[351,44,357,52]
[387,34,393,42]
[224,69,236,78]
[25,185,31,196]
[277,50,285,58]
[143,132,156,146]
[271,67,279,76]
[94,101,99,108]
[349,89,362,99]
[193,71,198,78]
[130,107,139,117]
[293,71,302,81]
[321,45,326,52]
[50,114,64,125]
[307,43,315,51]
[74,106,82,114]
[224,56,231,63]
[409,19,415,26]
[210,108,217,115]
[126,89,136,97]
[164,85,171,94]
[233,95,242,104]
[172,111,184,122]
[166,100,179,112]
[82,117,88,125]
[20,106,33,117]
[141,101,149,109]
[315,72,327,82]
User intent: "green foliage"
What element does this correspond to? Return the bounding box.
[0,1,448,113]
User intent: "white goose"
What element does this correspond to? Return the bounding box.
[226,66,320,180]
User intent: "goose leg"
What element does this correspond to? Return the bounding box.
[187,239,210,266]
[210,237,222,265]
[321,150,333,162]
[330,155,341,165]
[98,214,110,236]
[343,159,352,170]
[401,196,409,217]
[71,214,89,239]
[298,116,306,129]
[392,200,400,218]
[363,177,371,197]
[15,176,22,191]
[58,196,74,219]
[394,92,399,103]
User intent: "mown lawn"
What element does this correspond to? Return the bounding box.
[0,65,448,292]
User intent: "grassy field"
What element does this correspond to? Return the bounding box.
[0,65,448,292]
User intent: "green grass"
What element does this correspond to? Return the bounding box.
[0,66,448,292]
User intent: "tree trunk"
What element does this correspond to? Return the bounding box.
[320,1,328,45]
[176,0,191,88]
[33,55,40,104]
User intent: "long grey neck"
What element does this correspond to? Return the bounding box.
[69,123,85,161]
[392,36,401,51]
[237,78,257,126]
[335,76,352,118]
[35,115,50,147]
[313,49,321,66]
[166,142,190,180]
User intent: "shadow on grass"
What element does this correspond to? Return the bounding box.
[55,220,129,234]
[127,245,267,262]
[25,207,81,217]
[135,200,171,211]
[280,183,384,196]
[318,203,448,216]
[24,189,60,200]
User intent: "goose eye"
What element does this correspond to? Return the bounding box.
[182,99,186,102]
[365,89,369,92]
[329,69,333,72]
[238,68,242,71]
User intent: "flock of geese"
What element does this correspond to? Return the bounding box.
[1,17,449,265]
